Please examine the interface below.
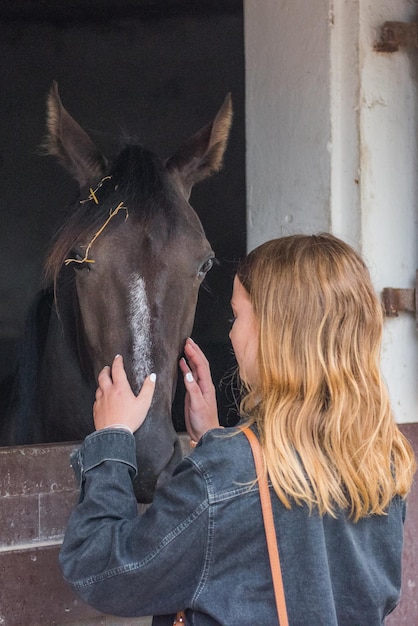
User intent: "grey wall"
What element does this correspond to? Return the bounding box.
[0,3,245,427]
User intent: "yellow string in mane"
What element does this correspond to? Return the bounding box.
[64,201,129,266]
[89,187,99,204]
[79,175,113,205]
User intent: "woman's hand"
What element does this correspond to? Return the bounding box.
[179,338,220,443]
[93,355,156,434]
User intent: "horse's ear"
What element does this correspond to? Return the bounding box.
[43,81,108,189]
[166,93,233,198]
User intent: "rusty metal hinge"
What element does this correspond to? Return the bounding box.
[382,270,418,329]
[375,21,418,52]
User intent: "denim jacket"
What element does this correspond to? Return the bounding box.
[59,427,406,625]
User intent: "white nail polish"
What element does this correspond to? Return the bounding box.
[186,372,194,383]
[150,373,156,383]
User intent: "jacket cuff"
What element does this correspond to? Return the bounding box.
[70,429,138,484]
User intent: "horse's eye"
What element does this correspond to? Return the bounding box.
[198,257,214,279]
[66,250,91,271]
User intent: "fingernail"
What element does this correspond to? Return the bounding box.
[186,372,194,383]
[115,354,121,359]
[150,373,156,383]
[188,337,195,344]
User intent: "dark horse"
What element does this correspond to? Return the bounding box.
[1,83,232,502]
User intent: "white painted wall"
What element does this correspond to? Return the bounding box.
[245,0,418,423]
[244,0,331,249]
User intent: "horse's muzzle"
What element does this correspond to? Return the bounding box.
[132,432,183,503]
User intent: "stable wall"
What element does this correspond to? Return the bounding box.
[0,435,188,626]
[244,1,418,622]
[244,0,418,424]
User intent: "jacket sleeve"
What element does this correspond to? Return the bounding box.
[59,428,209,617]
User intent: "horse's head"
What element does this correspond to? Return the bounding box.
[43,83,232,501]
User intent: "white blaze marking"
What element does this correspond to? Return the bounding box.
[129,274,152,390]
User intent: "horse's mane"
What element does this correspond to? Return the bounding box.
[3,288,54,443]
[44,144,178,286]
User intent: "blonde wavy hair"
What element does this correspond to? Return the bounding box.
[236,233,416,521]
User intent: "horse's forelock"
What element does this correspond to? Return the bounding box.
[43,144,176,287]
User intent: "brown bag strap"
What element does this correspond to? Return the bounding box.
[243,427,289,626]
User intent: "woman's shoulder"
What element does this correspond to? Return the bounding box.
[197,425,249,454]
[186,426,257,491]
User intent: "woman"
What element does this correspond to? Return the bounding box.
[59,233,416,625]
